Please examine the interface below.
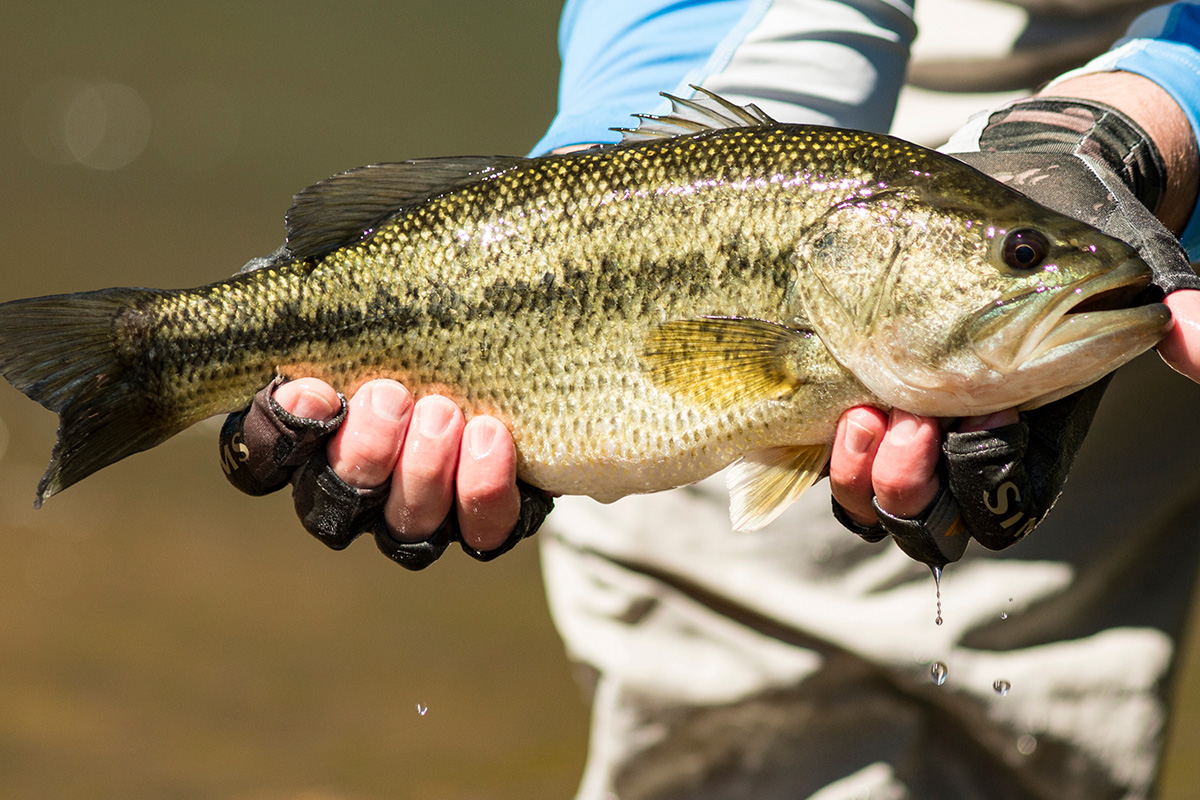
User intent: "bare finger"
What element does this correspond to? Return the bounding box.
[383,395,464,542]
[871,409,942,518]
[1160,290,1200,383]
[456,416,520,553]
[273,377,342,422]
[958,408,1019,434]
[326,380,413,489]
[829,406,888,525]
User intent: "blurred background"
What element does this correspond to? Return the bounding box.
[0,2,1197,799]
[0,2,587,799]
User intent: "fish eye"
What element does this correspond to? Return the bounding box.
[1001,228,1049,270]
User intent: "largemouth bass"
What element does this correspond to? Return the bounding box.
[0,92,1170,530]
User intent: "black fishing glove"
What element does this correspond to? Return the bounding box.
[219,378,554,569]
[835,96,1200,565]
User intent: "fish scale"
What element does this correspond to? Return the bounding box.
[0,92,1170,529]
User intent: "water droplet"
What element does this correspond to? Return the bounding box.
[993,679,1011,696]
[930,661,948,686]
[416,703,428,716]
[1016,734,1037,755]
[1000,612,1008,620]
[930,565,944,626]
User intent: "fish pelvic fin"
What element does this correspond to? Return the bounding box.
[641,316,813,410]
[727,444,832,531]
[0,287,174,506]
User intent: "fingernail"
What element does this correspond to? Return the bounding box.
[417,397,456,437]
[466,418,498,459]
[368,382,411,422]
[291,388,338,422]
[845,419,876,455]
[888,409,920,444]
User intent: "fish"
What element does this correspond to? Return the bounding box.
[0,90,1171,530]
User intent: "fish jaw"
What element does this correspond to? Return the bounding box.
[824,256,1171,417]
[967,256,1171,409]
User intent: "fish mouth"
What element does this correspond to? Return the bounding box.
[971,258,1170,373]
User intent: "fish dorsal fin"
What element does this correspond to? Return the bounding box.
[727,444,832,531]
[614,86,778,144]
[641,316,813,410]
[285,156,526,260]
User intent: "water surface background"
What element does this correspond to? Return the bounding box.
[0,3,1196,798]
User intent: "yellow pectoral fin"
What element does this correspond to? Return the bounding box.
[641,316,813,410]
[727,443,832,531]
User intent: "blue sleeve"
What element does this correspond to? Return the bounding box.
[529,0,763,156]
[530,0,916,157]
[1058,3,1200,259]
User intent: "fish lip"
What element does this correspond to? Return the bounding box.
[971,257,1163,372]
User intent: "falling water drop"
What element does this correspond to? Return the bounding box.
[416,703,428,716]
[993,680,1011,696]
[930,661,948,686]
[1000,611,1008,620]
[930,566,944,625]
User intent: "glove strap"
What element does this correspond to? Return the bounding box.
[871,486,969,568]
[971,96,1168,215]
[830,496,887,543]
[831,486,969,567]
[945,96,1161,214]
[220,377,347,496]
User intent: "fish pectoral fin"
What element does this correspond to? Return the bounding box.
[727,444,832,531]
[286,156,527,260]
[642,316,815,410]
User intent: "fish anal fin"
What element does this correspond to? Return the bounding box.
[728,444,832,531]
[286,156,526,260]
[641,316,814,410]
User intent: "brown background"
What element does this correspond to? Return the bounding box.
[0,2,1196,798]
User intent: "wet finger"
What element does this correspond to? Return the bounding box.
[456,416,520,553]
[958,408,1019,434]
[383,395,464,542]
[273,377,342,422]
[326,380,413,489]
[871,409,942,518]
[1160,290,1200,383]
[828,406,887,526]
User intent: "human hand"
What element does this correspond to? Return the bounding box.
[828,87,1200,564]
[1160,289,1200,382]
[218,377,553,569]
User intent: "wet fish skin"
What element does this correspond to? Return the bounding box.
[0,96,1170,530]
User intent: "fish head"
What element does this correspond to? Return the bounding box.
[795,171,1171,416]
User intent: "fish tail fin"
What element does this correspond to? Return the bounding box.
[0,287,175,506]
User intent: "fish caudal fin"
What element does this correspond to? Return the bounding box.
[727,444,832,531]
[0,287,171,506]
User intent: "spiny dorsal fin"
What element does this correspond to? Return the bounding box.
[727,444,832,531]
[641,316,813,410]
[614,86,778,144]
[285,156,526,261]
